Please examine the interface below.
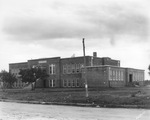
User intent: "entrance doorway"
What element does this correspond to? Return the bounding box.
[129,74,133,82]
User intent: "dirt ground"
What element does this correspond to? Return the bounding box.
[1,102,150,120]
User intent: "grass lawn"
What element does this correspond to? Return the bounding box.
[1,86,150,108]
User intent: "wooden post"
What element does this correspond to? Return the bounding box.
[82,38,88,97]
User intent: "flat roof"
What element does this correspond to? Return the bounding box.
[85,65,144,71]
[28,57,60,61]
[9,62,28,65]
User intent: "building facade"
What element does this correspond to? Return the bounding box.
[9,62,28,88]
[84,66,144,88]
[9,52,144,88]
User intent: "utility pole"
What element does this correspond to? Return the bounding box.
[82,38,89,97]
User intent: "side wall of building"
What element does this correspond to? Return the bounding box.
[28,57,61,88]
[84,66,144,88]
[60,56,91,88]
[126,68,145,86]
[9,62,28,75]
[84,67,109,87]
[108,66,126,87]
[90,57,120,67]
[9,62,28,88]
[102,58,120,67]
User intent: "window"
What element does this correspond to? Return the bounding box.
[49,79,55,87]
[141,73,144,81]
[140,73,143,81]
[67,65,72,74]
[32,65,36,68]
[72,64,75,73]
[121,71,123,81]
[40,66,46,71]
[63,63,84,74]
[72,79,75,87]
[70,79,73,87]
[76,64,80,73]
[80,64,84,72]
[63,79,67,87]
[109,70,113,81]
[53,80,56,87]
[113,70,115,81]
[49,64,56,75]
[116,71,118,81]
[118,71,121,80]
[135,73,137,81]
[76,79,79,87]
[63,65,67,74]
[134,73,136,81]
[139,73,141,81]
[68,79,71,87]
[49,80,52,87]
[137,73,139,81]
[74,64,77,73]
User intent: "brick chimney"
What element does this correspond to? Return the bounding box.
[93,52,97,57]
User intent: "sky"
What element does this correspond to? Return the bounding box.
[0,0,150,79]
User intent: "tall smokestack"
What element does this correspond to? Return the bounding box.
[93,52,97,57]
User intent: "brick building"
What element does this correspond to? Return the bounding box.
[9,62,28,88]
[84,66,144,88]
[9,52,144,88]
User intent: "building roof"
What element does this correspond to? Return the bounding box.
[9,62,28,65]
[85,65,144,71]
[28,57,60,61]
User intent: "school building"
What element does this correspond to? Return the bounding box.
[9,52,144,88]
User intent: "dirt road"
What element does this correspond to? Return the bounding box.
[0,102,150,120]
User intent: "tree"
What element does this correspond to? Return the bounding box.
[0,70,17,88]
[19,67,49,90]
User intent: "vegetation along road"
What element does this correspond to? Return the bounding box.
[1,86,150,108]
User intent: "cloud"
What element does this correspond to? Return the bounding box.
[3,15,94,41]
[2,0,149,46]
[78,3,149,39]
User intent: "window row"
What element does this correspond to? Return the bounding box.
[133,73,144,81]
[63,64,84,74]
[63,79,80,87]
[109,70,124,81]
[13,81,26,87]
[32,64,56,75]
[11,69,20,73]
